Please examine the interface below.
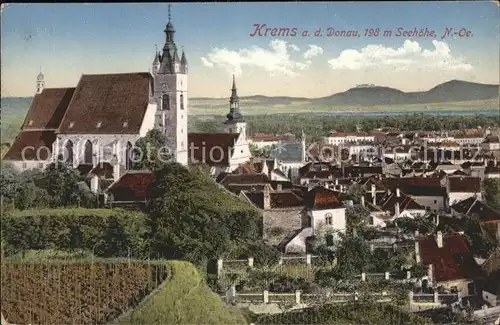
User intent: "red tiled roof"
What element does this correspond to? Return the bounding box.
[3,130,56,161]
[448,176,481,193]
[21,88,75,130]
[107,171,155,201]
[188,133,239,166]
[57,73,152,134]
[304,186,343,210]
[419,234,483,282]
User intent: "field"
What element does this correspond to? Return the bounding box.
[1,260,169,324]
[189,98,499,116]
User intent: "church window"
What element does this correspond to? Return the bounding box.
[162,94,170,110]
[180,93,184,110]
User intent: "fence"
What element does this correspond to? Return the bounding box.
[225,287,459,307]
[225,286,392,305]
[369,242,414,252]
[216,255,320,277]
[409,291,459,305]
[359,270,413,281]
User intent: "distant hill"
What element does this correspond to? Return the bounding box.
[1,79,498,117]
[311,80,499,106]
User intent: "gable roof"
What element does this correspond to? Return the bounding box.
[57,73,152,134]
[451,197,500,223]
[419,234,483,282]
[448,176,481,193]
[242,190,303,210]
[3,130,56,161]
[107,170,155,201]
[188,133,239,166]
[303,186,343,210]
[379,191,426,214]
[219,173,270,186]
[21,88,75,130]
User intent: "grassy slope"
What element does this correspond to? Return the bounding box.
[118,260,247,325]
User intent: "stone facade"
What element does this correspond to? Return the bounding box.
[262,207,303,244]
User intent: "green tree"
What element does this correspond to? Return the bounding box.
[133,129,171,171]
[345,204,370,236]
[44,161,89,207]
[483,179,500,211]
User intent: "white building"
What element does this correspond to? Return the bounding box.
[447,176,482,206]
[3,9,189,181]
[325,131,375,145]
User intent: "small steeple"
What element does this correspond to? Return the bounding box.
[180,47,188,74]
[36,66,45,94]
[159,4,180,74]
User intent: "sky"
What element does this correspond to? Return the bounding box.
[1,2,499,98]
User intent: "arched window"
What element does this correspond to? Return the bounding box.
[162,94,170,110]
[65,140,74,164]
[83,140,93,164]
[180,93,184,110]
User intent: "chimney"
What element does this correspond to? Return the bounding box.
[396,188,400,198]
[415,241,420,263]
[263,186,271,210]
[436,231,443,248]
[361,196,365,207]
[395,202,400,217]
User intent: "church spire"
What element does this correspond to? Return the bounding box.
[159,4,179,74]
[226,75,243,123]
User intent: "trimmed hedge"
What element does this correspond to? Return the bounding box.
[1,208,150,258]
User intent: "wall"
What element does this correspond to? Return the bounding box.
[482,290,498,307]
[411,196,445,212]
[309,208,346,235]
[262,208,303,244]
[7,160,48,171]
[439,279,474,297]
[139,103,158,137]
[449,192,482,206]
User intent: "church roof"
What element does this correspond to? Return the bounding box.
[188,133,239,166]
[21,88,75,130]
[3,130,56,161]
[57,73,152,134]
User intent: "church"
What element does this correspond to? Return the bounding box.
[3,6,252,190]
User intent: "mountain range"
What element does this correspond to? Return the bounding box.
[1,79,498,116]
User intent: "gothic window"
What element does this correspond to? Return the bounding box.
[162,94,170,110]
[180,93,184,110]
[83,140,93,164]
[65,140,74,164]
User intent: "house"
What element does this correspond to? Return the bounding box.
[447,176,482,206]
[324,131,376,145]
[360,196,392,228]
[106,170,155,210]
[240,186,304,247]
[381,177,447,212]
[187,76,251,175]
[269,135,307,183]
[453,133,485,146]
[483,136,500,151]
[302,186,346,236]
[450,197,500,241]
[250,133,296,149]
[416,231,483,296]
[383,145,417,162]
[485,160,500,179]
[378,188,427,220]
[461,161,487,178]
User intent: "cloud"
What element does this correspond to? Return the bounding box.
[304,45,324,60]
[327,40,473,72]
[201,40,321,77]
[201,57,214,68]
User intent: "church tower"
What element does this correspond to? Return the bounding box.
[224,75,247,141]
[152,4,188,166]
[36,69,45,94]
